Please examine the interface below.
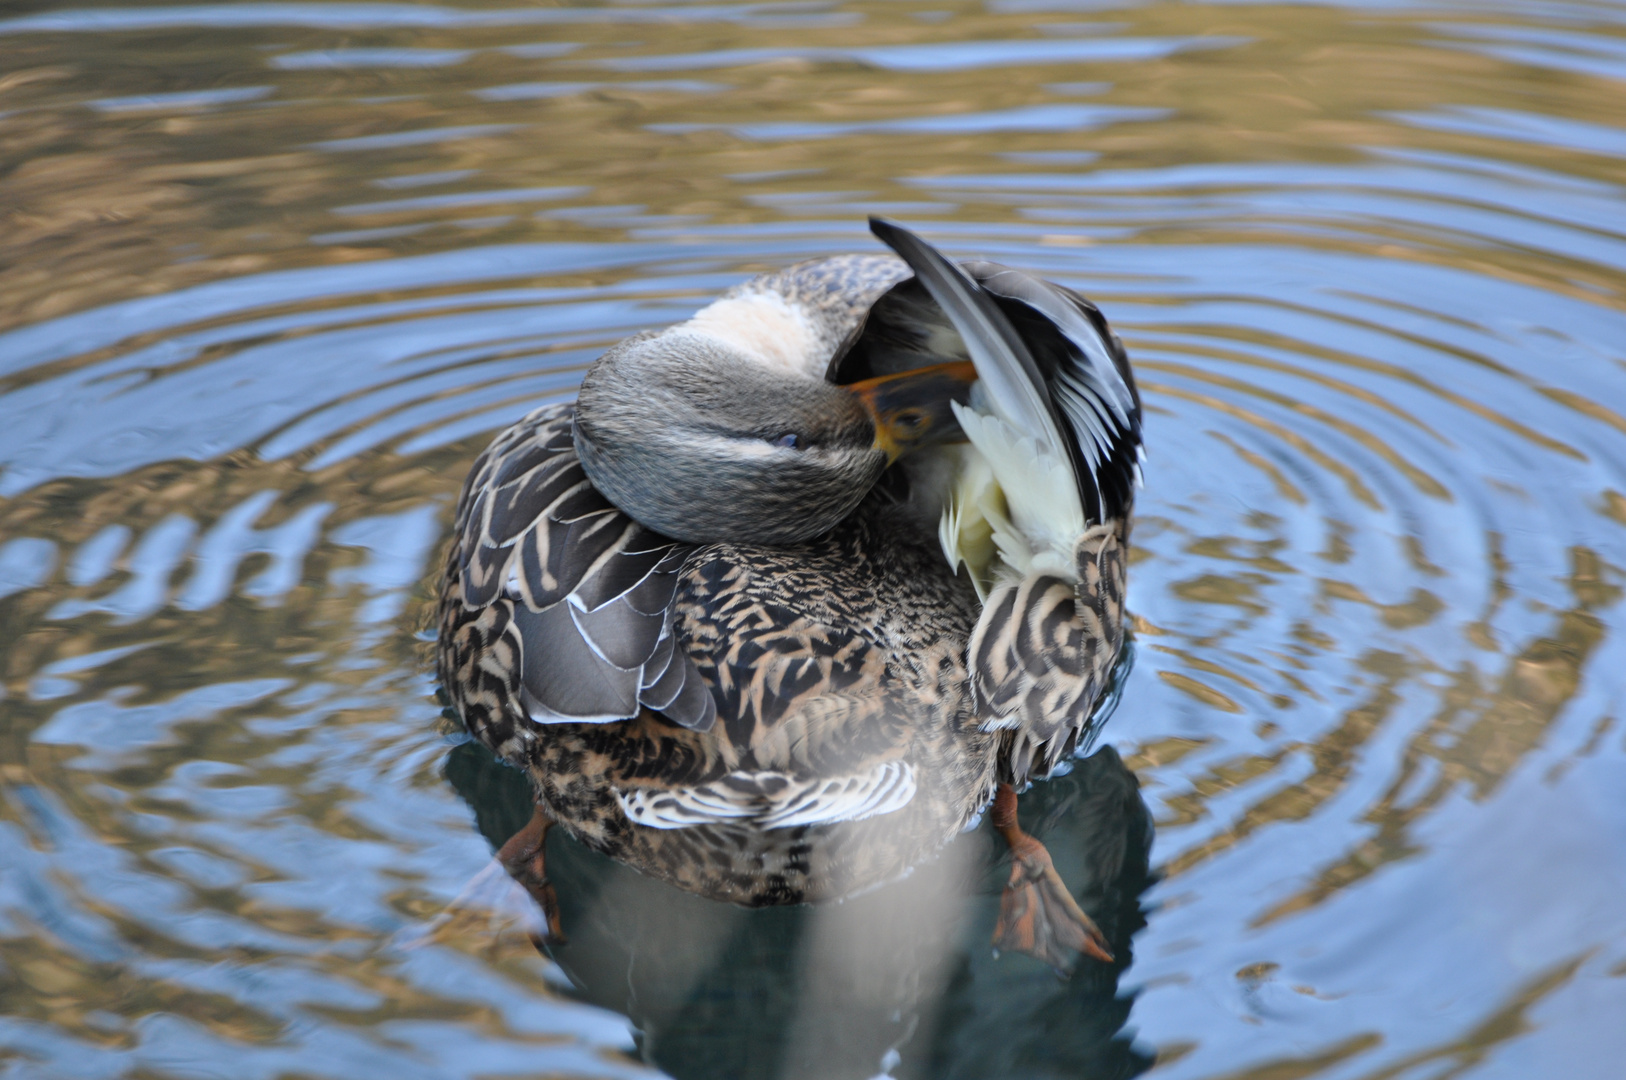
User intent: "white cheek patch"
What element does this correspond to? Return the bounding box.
[687,431,778,459]
[685,292,823,377]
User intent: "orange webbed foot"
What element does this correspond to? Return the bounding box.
[494,806,567,948]
[402,806,565,955]
[994,833,1113,972]
[989,783,1113,973]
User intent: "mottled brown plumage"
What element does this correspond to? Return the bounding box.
[439,404,995,903]
[436,222,1141,964]
[972,521,1131,785]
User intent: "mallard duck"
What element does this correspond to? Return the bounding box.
[437,219,1142,969]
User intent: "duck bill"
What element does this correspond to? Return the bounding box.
[845,360,979,462]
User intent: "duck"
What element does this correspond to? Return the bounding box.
[436,218,1143,970]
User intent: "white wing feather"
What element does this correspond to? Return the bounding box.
[948,392,1085,588]
[617,761,916,831]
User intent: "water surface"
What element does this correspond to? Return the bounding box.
[2,0,1626,1077]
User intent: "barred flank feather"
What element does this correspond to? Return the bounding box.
[969,523,1129,784]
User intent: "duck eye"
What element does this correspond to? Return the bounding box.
[772,433,804,450]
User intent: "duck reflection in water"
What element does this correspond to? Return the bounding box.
[445,732,1152,1079]
[435,219,1148,1017]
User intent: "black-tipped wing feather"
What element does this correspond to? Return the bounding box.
[867,217,1142,524]
[967,262,1143,523]
[446,403,715,739]
[867,218,1083,494]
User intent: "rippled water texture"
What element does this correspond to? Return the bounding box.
[3,0,1626,1076]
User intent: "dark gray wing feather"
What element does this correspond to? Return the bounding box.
[867,218,1070,470]
[569,597,667,671]
[514,600,641,720]
[965,261,1143,523]
[867,217,1142,524]
[571,533,671,611]
[453,403,715,731]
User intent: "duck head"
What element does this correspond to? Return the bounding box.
[574,304,975,545]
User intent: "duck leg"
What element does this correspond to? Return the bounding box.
[494,804,566,947]
[990,783,1113,971]
[401,804,565,953]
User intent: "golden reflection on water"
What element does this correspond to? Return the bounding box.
[2,0,1626,1076]
[3,3,1622,329]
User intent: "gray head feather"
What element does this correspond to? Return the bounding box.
[574,330,885,545]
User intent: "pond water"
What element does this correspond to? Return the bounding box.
[3,0,1626,1077]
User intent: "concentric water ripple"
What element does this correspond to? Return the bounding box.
[2,1,1625,1078]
